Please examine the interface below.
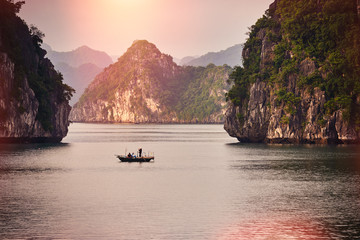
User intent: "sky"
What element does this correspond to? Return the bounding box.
[19,0,273,59]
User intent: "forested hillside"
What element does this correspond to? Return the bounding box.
[225,0,360,143]
[70,40,232,123]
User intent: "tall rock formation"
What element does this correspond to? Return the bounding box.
[225,0,360,144]
[0,0,73,143]
[70,40,232,123]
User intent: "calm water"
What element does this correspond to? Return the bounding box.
[0,123,360,239]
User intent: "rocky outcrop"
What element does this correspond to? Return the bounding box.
[224,0,360,144]
[225,81,360,144]
[70,40,232,123]
[0,0,72,143]
[0,51,71,143]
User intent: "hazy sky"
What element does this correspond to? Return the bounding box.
[19,0,273,58]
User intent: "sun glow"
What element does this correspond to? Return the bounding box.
[19,0,273,58]
[218,215,330,239]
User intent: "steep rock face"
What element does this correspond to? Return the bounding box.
[225,79,360,144]
[70,40,231,123]
[225,0,360,144]
[0,0,72,143]
[224,79,271,142]
[70,40,180,123]
[0,52,71,143]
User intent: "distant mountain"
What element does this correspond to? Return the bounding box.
[110,55,120,63]
[178,56,198,66]
[70,40,232,123]
[43,44,113,68]
[172,57,181,65]
[180,44,243,67]
[43,44,113,105]
[55,62,103,106]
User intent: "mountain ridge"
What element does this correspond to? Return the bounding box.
[43,43,113,105]
[44,44,113,68]
[179,44,243,67]
[70,40,232,123]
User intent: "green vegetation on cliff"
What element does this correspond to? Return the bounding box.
[74,40,231,123]
[176,64,232,122]
[0,0,74,130]
[227,0,360,125]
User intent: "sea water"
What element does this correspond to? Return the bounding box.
[0,123,359,239]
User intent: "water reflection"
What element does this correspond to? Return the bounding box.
[64,123,231,143]
[0,142,69,153]
[224,143,360,239]
[226,144,360,181]
[0,124,359,239]
[219,215,331,239]
[0,143,73,239]
[0,143,70,175]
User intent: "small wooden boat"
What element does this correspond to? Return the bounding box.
[116,155,154,162]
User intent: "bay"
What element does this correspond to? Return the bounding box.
[0,123,360,239]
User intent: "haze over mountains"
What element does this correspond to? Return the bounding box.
[176,44,243,67]
[43,44,113,105]
[70,40,232,123]
[43,42,243,106]
[112,43,244,67]
[43,44,113,68]
[2,0,359,145]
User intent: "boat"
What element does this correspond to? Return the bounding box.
[116,155,154,162]
[117,148,154,162]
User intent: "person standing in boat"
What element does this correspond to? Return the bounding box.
[139,148,142,157]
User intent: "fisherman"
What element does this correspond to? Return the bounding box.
[139,148,142,157]
[127,152,132,158]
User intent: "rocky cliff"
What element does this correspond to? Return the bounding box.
[0,0,73,143]
[225,0,360,144]
[70,40,232,123]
